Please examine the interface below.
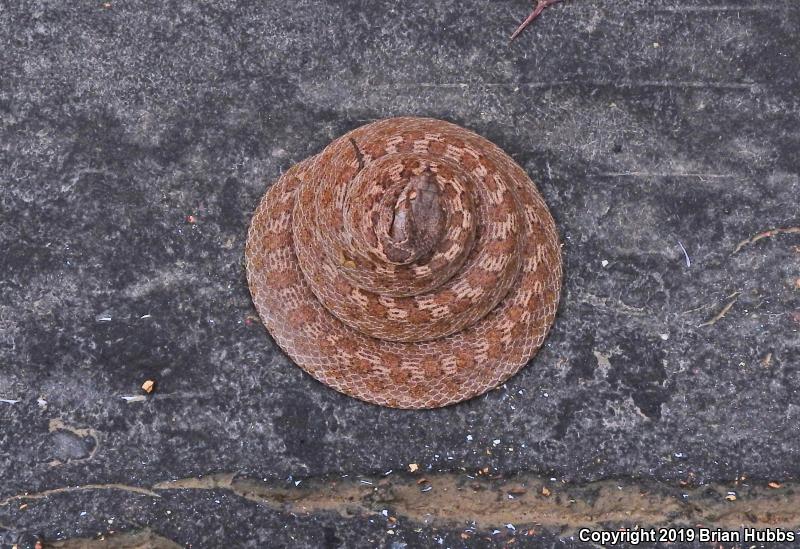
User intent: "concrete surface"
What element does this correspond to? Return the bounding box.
[1,0,799,547]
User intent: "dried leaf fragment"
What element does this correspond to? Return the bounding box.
[699,295,739,327]
[734,226,800,253]
[510,0,565,41]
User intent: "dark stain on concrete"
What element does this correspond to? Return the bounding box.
[46,430,96,464]
[608,334,669,420]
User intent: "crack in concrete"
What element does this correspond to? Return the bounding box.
[7,473,800,534]
[154,473,800,531]
[48,529,181,548]
[575,292,647,317]
[0,484,160,507]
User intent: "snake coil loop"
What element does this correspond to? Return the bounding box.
[246,117,562,408]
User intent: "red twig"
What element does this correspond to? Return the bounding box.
[510,0,565,41]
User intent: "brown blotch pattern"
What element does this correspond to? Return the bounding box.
[245,118,562,409]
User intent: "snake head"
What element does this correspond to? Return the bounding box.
[386,172,444,264]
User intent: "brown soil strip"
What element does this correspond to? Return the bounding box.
[154,472,800,531]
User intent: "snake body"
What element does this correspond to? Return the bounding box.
[246,117,562,409]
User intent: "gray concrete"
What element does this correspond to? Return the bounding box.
[1,0,799,546]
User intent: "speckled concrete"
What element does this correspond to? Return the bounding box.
[1,0,799,547]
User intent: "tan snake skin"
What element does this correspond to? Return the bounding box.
[245,117,562,409]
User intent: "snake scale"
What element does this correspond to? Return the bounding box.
[246,117,562,408]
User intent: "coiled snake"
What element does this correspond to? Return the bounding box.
[246,117,562,408]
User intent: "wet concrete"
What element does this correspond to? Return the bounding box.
[1,0,799,546]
